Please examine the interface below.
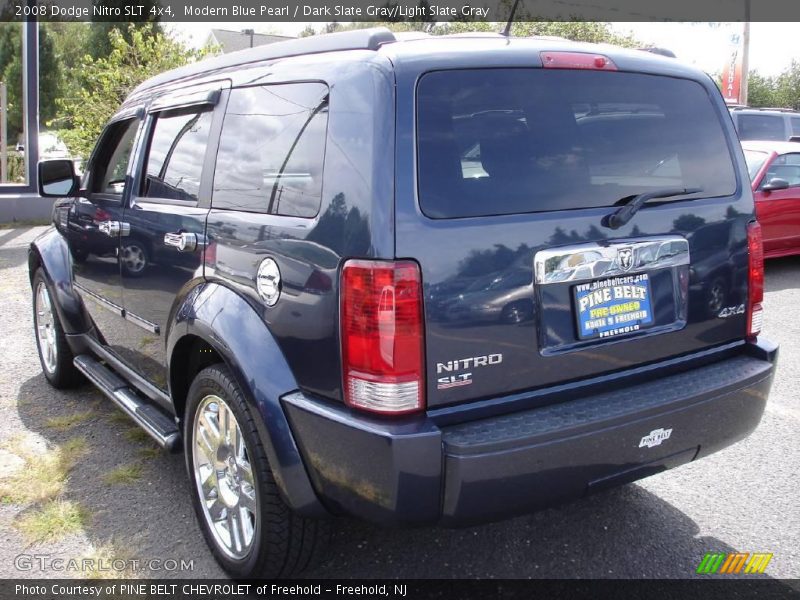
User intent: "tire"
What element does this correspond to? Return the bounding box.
[185,364,329,578]
[32,268,84,388]
[120,240,148,277]
[70,248,88,263]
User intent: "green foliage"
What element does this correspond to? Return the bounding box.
[726,62,800,110]
[0,23,61,141]
[57,25,210,160]
[298,20,640,47]
[746,71,780,108]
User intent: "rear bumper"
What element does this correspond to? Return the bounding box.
[283,340,777,526]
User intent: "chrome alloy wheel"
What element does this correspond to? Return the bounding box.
[121,244,146,273]
[35,281,58,374]
[192,395,257,559]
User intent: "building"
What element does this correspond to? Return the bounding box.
[207,29,294,53]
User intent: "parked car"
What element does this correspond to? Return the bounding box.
[16,131,83,173]
[730,107,800,142]
[742,140,800,259]
[30,29,777,578]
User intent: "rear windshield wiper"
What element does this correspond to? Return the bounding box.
[603,187,703,230]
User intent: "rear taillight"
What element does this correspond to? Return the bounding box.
[340,260,425,415]
[747,221,764,340]
[540,51,618,71]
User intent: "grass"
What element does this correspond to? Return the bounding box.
[124,427,150,444]
[16,498,88,542]
[137,335,158,350]
[103,463,143,485]
[81,540,139,579]
[137,446,162,460]
[0,436,88,504]
[45,410,94,431]
[108,410,132,425]
[0,219,50,230]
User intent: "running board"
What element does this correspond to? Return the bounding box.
[74,355,181,452]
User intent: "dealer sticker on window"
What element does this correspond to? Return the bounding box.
[574,274,654,340]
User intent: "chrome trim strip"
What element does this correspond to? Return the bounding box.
[534,236,690,285]
[73,282,124,317]
[125,311,160,334]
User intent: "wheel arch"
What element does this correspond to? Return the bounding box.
[28,228,92,336]
[167,281,328,519]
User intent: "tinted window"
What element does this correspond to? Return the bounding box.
[212,83,329,217]
[142,109,213,202]
[417,70,736,219]
[91,119,139,196]
[737,114,786,141]
[792,117,800,136]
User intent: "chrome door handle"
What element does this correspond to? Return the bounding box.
[98,221,130,237]
[164,231,202,252]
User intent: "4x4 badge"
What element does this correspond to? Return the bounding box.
[618,247,634,272]
[256,258,281,306]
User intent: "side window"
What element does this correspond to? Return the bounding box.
[763,153,800,188]
[141,108,213,202]
[90,119,139,197]
[212,82,329,217]
[792,117,800,136]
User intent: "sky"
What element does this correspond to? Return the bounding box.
[169,21,800,78]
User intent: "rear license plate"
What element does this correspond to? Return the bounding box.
[574,274,654,340]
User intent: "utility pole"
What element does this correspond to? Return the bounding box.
[741,0,751,106]
[1,81,7,183]
[243,28,255,48]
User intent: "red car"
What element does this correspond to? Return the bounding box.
[742,140,800,259]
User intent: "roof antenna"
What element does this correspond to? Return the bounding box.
[501,0,523,37]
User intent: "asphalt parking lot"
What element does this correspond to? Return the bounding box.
[0,225,798,580]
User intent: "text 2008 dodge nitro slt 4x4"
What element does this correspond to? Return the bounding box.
[29,28,777,578]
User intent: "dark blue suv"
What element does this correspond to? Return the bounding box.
[30,28,777,578]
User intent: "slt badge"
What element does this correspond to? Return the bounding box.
[256,258,281,306]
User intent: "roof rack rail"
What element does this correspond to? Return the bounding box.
[730,106,799,113]
[132,27,397,96]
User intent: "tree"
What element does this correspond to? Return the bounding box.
[774,60,800,110]
[298,25,318,38]
[746,70,780,108]
[57,25,210,160]
[0,23,61,142]
[302,20,640,48]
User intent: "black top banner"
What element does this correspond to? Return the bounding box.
[2,0,800,22]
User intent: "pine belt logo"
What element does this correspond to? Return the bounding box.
[696,552,773,575]
[436,353,503,390]
[639,427,672,448]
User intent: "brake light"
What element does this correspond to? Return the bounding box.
[540,51,618,71]
[340,260,425,415]
[747,221,764,340]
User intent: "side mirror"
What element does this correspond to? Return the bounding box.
[38,159,79,197]
[762,177,790,192]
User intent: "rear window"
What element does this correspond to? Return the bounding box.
[416,69,737,219]
[736,113,786,141]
